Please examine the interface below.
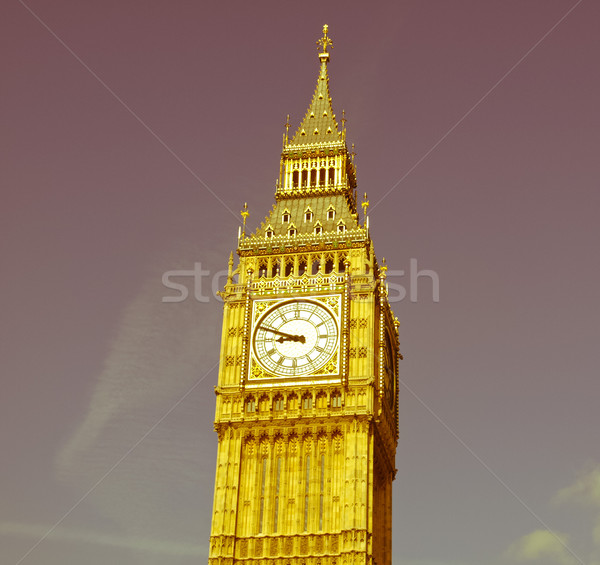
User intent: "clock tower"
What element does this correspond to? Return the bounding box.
[208,26,400,565]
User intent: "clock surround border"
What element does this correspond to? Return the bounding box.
[246,293,346,385]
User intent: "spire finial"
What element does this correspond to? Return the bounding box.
[283,114,291,147]
[361,192,370,228]
[317,24,333,55]
[227,251,234,284]
[361,192,370,215]
[241,202,249,235]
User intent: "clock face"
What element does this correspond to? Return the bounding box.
[252,299,339,377]
[383,330,395,407]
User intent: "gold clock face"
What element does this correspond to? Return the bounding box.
[252,299,339,377]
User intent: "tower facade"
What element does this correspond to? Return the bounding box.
[209,26,400,565]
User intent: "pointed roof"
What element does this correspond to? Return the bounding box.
[288,25,342,147]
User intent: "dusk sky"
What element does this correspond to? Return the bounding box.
[2,1,600,564]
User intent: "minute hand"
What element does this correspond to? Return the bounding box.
[259,326,306,343]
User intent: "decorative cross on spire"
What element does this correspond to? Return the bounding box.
[317,24,333,54]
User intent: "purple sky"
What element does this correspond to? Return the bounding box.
[2,2,599,564]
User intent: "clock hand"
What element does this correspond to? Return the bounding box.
[258,326,295,338]
[275,335,306,344]
[259,326,306,344]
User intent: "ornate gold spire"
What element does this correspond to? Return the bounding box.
[273,25,357,211]
[287,24,340,147]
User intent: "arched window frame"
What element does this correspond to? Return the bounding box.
[331,391,342,408]
[302,394,313,410]
[298,256,308,276]
[316,391,327,409]
[258,260,268,278]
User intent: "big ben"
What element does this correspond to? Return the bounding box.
[209,25,400,565]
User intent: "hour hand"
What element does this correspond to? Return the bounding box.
[275,335,306,344]
[259,326,305,344]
